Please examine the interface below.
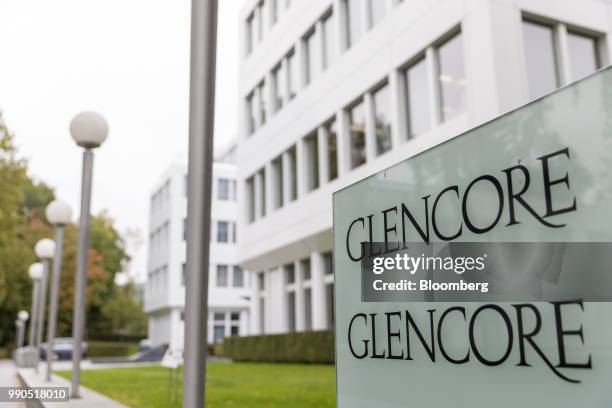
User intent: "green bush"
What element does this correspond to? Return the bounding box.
[87,341,139,358]
[212,343,224,357]
[222,330,334,364]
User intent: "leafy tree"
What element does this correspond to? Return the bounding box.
[101,282,147,338]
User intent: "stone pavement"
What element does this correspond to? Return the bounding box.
[0,359,26,408]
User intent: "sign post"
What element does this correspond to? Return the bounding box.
[333,67,612,407]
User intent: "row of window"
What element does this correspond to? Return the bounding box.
[151,180,170,214]
[182,219,237,243]
[148,265,168,294]
[182,263,246,288]
[150,221,170,252]
[245,0,411,136]
[256,252,334,333]
[246,29,466,223]
[211,310,241,344]
[184,175,238,201]
[246,8,335,135]
[522,18,602,100]
[246,0,293,55]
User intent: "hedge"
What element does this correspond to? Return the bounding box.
[221,330,334,364]
[87,341,139,358]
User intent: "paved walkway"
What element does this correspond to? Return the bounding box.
[0,359,26,408]
[17,365,127,408]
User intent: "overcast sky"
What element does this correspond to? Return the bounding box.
[0,0,245,282]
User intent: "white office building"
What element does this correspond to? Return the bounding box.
[236,0,612,334]
[145,147,251,349]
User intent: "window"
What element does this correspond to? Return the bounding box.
[258,273,265,291]
[217,265,228,287]
[305,133,320,191]
[523,21,558,100]
[272,63,286,110]
[345,0,363,48]
[246,13,255,55]
[183,218,187,241]
[437,32,466,121]
[218,178,230,200]
[348,100,366,169]
[246,92,256,135]
[304,29,318,86]
[232,222,237,243]
[368,0,386,28]
[323,252,333,275]
[246,177,255,223]
[325,120,338,181]
[405,57,431,137]
[373,83,392,155]
[270,0,278,25]
[287,291,296,332]
[326,283,335,326]
[288,146,298,201]
[213,325,225,344]
[257,1,264,43]
[217,221,229,243]
[304,288,312,330]
[285,263,295,284]
[322,12,335,70]
[301,258,311,281]
[258,168,267,217]
[272,155,284,209]
[259,297,265,332]
[287,50,298,100]
[233,266,244,287]
[258,81,267,125]
[182,263,186,286]
[567,31,600,81]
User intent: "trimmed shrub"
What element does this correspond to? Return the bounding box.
[212,343,224,357]
[87,341,139,358]
[222,330,334,364]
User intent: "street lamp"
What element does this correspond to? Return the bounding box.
[34,239,55,353]
[45,199,72,381]
[28,263,44,348]
[69,111,108,398]
[16,311,28,349]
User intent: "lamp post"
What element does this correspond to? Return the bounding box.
[28,263,44,348]
[69,111,108,398]
[183,0,218,406]
[45,200,72,381]
[34,239,55,353]
[17,311,29,348]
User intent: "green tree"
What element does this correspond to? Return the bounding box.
[101,282,147,338]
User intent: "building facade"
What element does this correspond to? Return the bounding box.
[145,148,251,349]
[236,0,612,334]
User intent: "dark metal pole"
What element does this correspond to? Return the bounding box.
[46,226,65,381]
[71,149,94,398]
[182,0,218,406]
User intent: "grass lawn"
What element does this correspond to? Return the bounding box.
[57,362,335,408]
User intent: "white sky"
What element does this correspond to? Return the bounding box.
[0,0,246,282]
